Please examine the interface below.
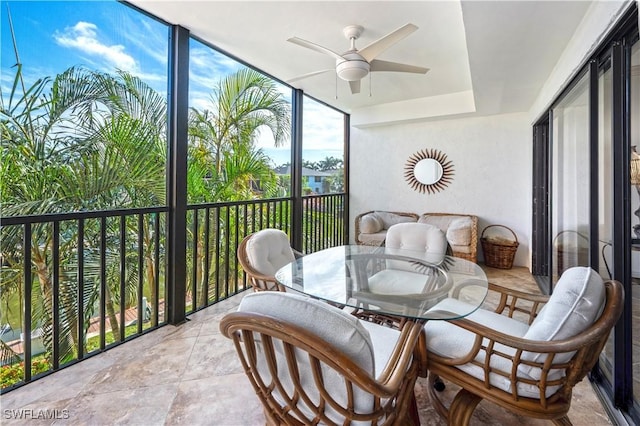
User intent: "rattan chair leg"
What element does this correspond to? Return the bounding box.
[448,388,482,426]
[552,415,573,426]
[426,373,450,421]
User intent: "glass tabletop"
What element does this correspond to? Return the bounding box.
[275,245,488,321]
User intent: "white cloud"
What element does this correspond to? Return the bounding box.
[121,17,167,67]
[302,98,344,153]
[54,21,138,72]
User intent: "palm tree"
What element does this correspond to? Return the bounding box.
[1,63,292,378]
[187,68,291,306]
[189,67,290,200]
[1,66,167,364]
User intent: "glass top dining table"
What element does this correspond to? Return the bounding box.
[275,245,488,322]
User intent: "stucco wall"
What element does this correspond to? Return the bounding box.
[349,112,532,268]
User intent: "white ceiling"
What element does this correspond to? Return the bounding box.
[128,0,592,124]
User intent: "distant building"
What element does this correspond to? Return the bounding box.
[274,166,334,194]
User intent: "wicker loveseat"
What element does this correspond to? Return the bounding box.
[355,211,478,263]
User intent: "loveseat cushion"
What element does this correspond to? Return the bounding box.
[418,214,466,232]
[374,211,417,229]
[358,231,387,245]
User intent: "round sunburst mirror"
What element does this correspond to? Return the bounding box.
[404,149,454,194]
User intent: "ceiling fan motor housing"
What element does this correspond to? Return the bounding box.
[336,52,370,81]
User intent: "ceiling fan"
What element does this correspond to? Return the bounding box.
[287,23,429,94]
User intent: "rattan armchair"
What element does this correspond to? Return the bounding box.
[220,291,423,425]
[420,267,624,425]
[237,229,302,292]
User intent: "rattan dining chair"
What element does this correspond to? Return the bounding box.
[352,222,451,328]
[237,229,302,292]
[420,266,624,425]
[220,291,423,425]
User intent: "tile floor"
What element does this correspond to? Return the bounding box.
[1,266,613,425]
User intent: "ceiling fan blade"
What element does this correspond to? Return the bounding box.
[287,69,334,83]
[349,80,361,94]
[287,37,344,61]
[359,23,418,62]
[370,59,429,74]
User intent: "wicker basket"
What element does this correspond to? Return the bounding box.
[481,225,519,269]
[553,230,589,276]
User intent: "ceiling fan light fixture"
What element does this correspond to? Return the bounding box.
[287,23,425,94]
[335,57,370,81]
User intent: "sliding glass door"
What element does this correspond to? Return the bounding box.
[532,4,639,423]
[630,38,640,419]
[551,72,591,287]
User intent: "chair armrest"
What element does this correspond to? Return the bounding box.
[486,282,549,324]
[437,316,591,360]
[429,280,622,363]
[428,291,617,381]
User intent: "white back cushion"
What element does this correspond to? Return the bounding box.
[525,266,604,342]
[386,222,448,265]
[238,291,375,423]
[519,266,605,378]
[245,229,295,276]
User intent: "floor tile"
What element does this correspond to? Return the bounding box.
[0,265,615,425]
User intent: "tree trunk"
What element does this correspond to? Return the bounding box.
[145,254,157,326]
[104,285,121,342]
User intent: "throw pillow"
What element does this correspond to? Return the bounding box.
[360,213,383,234]
[446,217,472,246]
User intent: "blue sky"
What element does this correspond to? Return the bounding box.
[0,0,344,166]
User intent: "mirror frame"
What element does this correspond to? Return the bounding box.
[404,148,454,194]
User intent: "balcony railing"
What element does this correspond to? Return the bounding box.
[0,193,345,392]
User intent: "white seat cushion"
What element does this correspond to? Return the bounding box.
[367,269,450,296]
[425,298,560,398]
[245,229,295,276]
[239,291,374,371]
[418,214,464,232]
[359,320,402,378]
